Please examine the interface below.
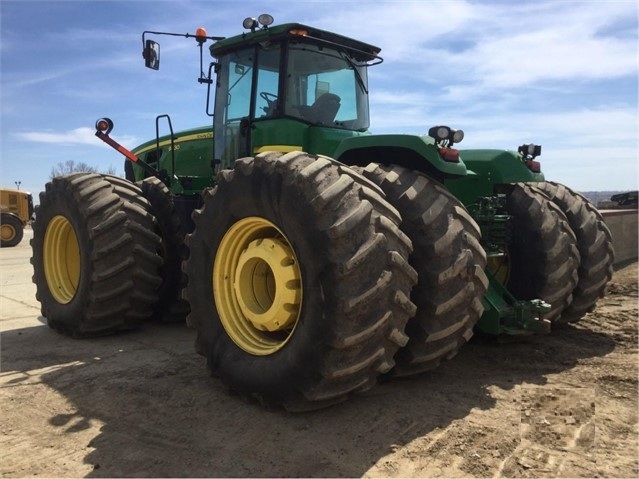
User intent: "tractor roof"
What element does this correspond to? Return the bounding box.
[210,23,381,62]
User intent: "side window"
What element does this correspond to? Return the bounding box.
[227,51,254,121]
[255,47,281,118]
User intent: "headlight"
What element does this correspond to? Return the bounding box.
[258,14,274,27]
[518,144,542,158]
[428,125,450,142]
[452,129,464,143]
[243,17,258,30]
[428,125,464,145]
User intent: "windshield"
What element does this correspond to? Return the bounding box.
[285,43,369,131]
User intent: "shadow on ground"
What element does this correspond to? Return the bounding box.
[1,317,617,478]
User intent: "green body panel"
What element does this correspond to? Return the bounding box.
[251,119,306,152]
[251,119,370,157]
[129,122,459,192]
[129,126,214,194]
[445,149,545,206]
[307,126,371,157]
[333,134,467,178]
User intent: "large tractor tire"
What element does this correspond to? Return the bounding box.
[1,213,24,247]
[533,181,614,323]
[31,173,162,337]
[498,183,580,323]
[358,164,488,376]
[184,151,417,411]
[136,177,190,322]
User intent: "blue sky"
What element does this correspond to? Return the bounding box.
[1,0,637,199]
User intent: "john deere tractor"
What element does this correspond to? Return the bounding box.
[31,15,613,410]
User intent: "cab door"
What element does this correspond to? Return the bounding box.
[213,45,282,169]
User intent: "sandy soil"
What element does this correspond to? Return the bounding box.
[1,255,637,477]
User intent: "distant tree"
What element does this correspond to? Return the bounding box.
[49,160,117,180]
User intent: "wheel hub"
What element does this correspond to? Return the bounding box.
[234,237,300,332]
[1,224,15,242]
[213,217,303,355]
[43,215,81,304]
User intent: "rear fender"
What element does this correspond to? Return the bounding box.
[446,149,545,206]
[333,134,467,182]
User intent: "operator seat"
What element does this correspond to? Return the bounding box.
[307,93,341,125]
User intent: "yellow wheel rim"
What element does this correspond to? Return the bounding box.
[43,215,81,304]
[487,254,510,285]
[1,223,16,242]
[213,217,303,355]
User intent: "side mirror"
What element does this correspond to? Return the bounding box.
[143,40,160,70]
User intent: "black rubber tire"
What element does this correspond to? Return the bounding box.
[184,151,417,411]
[98,175,164,320]
[1,213,24,247]
[357,164,488,376]
[135,177,190,322]
[533,181,614,322]
[31,173,162,337]
[502,183,580,323]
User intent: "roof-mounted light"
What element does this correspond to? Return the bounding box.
[289,28,309,36]
[258,14,274,27]
[195,27,208,44]
[243,14,274,32]
[243,17,258,31]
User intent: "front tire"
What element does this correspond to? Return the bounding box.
[31,173,161,337]
[184,152,417,410]
[359,164,488,376]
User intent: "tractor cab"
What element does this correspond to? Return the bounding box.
[208,18,382,169]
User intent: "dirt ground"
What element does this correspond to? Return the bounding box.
[1,233,637,477]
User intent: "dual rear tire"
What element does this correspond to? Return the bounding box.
[184,152,418,410]
[533,182,614,322]
[31,173,162,337]
[358,164,488,375]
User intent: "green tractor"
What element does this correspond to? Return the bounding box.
[31,15,613,410]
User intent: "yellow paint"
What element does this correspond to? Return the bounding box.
[253,145,303,154]
[213,217,303,355]
[43,216,81,304]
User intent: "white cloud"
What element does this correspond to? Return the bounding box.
[344,0,637,95]
[458,27,635,89]
[16,128,138,148]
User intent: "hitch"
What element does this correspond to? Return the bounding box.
[477,267,552,336]
[94,118,166,182]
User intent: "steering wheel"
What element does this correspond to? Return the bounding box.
[259,91,279,116]
[260,91,278,106]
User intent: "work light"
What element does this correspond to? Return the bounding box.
[258,14,274,27]
[428,125,464,145]
[518,144,541,158]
